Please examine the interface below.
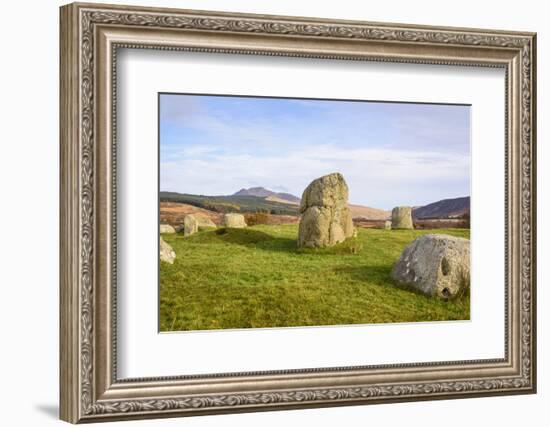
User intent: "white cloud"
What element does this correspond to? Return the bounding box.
[160,95,470,208]
[160,144,469,209]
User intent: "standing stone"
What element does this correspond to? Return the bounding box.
[391,206,414,229]
[391,234,470,299]
[223,213,247,228]
[159,236,176,264]
[160,224,176,234]
[176,215,217,233]
[184,214,199,236]
[196,216,217,228]
[298,172,355,248]
[384,220,392,230]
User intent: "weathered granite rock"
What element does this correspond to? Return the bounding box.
[183,214,199,236]
[391,234,470,299]
[384,220,392,230]
[196,216,217,228]
[223,213,247,228]
[159,224,176,234]
[159,236,176,264]
[176,215,217,233]
[391,206,414,229]
[298,173,355,248]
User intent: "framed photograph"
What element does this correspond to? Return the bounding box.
[60,2,537,423]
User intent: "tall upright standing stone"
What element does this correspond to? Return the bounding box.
[298,172,355,248]
[183,214,199,236]
[391,206,414,229]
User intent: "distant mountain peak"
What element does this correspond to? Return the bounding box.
[234,187,273,197]
[413,196,470,219]
[233,187,301,204]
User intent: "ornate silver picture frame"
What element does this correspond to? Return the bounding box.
[60,2,536,423]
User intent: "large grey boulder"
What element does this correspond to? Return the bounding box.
[223,213,247,228]
[298,173,355,248]
[159,224,176,234]
[183,214,199,236]
[391,234,470,299]
[159,236,176,264]
[391,206,413,229]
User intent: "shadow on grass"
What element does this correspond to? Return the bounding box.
[186,227,297,252]
[295,237,364,256]
[333,265,395,285]
[333,264,436,297]
[334,265,442,301]
[184,228,375,256]
[334,265,471,302]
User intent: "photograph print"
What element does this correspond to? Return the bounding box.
[158,93,471,332]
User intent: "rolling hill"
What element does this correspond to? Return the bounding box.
[413,196,470,219]
[348,204,391,220]
[161,188,468,221]
[265,195,299,205]
[160,202,223,225]
[233,187,301,204]
[160,187,398,220]
[159,191,300,215]
[161,188,392,220]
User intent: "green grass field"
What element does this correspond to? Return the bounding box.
[160,225,470,332]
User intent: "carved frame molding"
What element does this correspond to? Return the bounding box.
[60,2,536,423]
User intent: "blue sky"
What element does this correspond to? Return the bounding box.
[160,93,470,209]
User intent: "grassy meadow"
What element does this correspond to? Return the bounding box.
[160,224,470,332]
